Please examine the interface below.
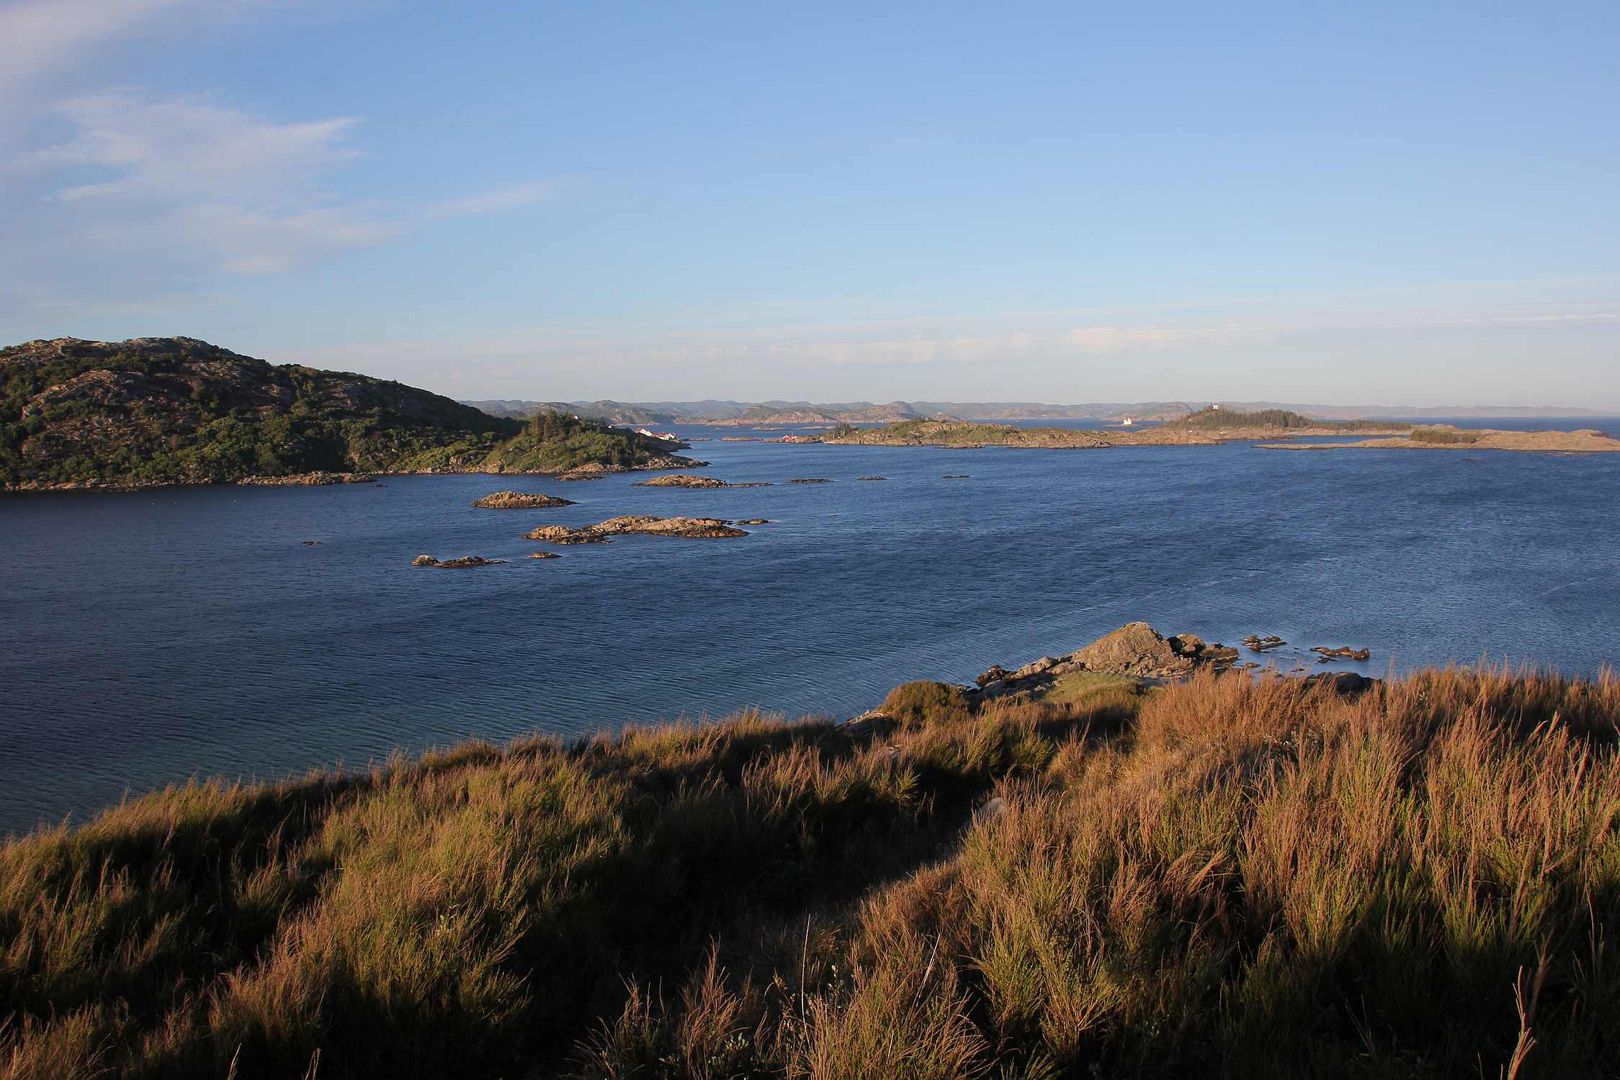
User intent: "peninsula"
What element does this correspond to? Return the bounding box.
[0,337,699,491]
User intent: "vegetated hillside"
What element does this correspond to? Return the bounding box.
[1162,406,1399,432]
[463,399,680,426]
[823,419,1115,447]
[2,662,1615,1078]
[0,337,519,489]
[479,410,691,473]
[0,339,692,489]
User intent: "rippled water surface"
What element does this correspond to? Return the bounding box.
[3,428,1619,833]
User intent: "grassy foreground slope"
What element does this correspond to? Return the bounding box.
[0,338,692,489]
[3,666,1618,1079]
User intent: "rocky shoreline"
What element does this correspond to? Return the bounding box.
[848,622,1376,726]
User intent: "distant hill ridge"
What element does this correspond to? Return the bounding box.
[462,396,1603,424]
[0,337,692,490]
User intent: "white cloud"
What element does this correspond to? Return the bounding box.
[0,0,195,102]
[37,92,360,203]
[19,90,388,277]
[427,181,559,219]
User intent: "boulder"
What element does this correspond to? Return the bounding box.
[974,664,1011,688]
[1304,671,1377,696]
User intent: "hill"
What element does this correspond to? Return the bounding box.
[463,399,681,426]
[0,338,694,490]
[0,642,1615,1078]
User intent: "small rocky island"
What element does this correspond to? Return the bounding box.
[471,490,575,508]
[634,474,771,488]
[525,515,752,543]
[411,555,505,568]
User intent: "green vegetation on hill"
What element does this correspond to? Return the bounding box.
[3,665,1616,1078]
[0,338,687,489]
[1165,405,1318,428]
[1164,406,1401,432]
[478,410,683,474]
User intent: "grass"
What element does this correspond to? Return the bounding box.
[2,666,1617,1078]
[1410,426,1483,445]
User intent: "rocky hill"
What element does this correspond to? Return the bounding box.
[0,338,692,490]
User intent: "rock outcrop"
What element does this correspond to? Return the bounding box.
[974,622,1243,694]
[472,491,574,509]
[526,515,750,543]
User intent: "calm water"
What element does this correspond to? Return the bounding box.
[3,427,1619,834]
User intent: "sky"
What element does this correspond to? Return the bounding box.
[2,1,1618,407]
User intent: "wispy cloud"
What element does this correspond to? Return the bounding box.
[0,0,196,104]
[37,92,361,202]
[20,90,390,275]
[426,181,559,219]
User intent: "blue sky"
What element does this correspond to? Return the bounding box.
[2,1,1618,406]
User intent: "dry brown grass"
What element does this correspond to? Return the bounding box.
[2,666,1616,1078]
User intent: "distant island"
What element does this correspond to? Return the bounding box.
[0,338,699,491]
[1263,425,1620,454]
[807,408,1618,453]
[819,407,1407,448]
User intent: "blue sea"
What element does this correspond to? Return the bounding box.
[2,422,1618,834]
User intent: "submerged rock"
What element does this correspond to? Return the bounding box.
[737,518,771,526]
[857,475,887,481]
[788,477,833,484]
[1311,645,1371,661]
[1242,634,1287,653]
[472,490,574,509]
[527,551,561,559]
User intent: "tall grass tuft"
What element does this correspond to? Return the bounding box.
[2,665,1616,1077]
